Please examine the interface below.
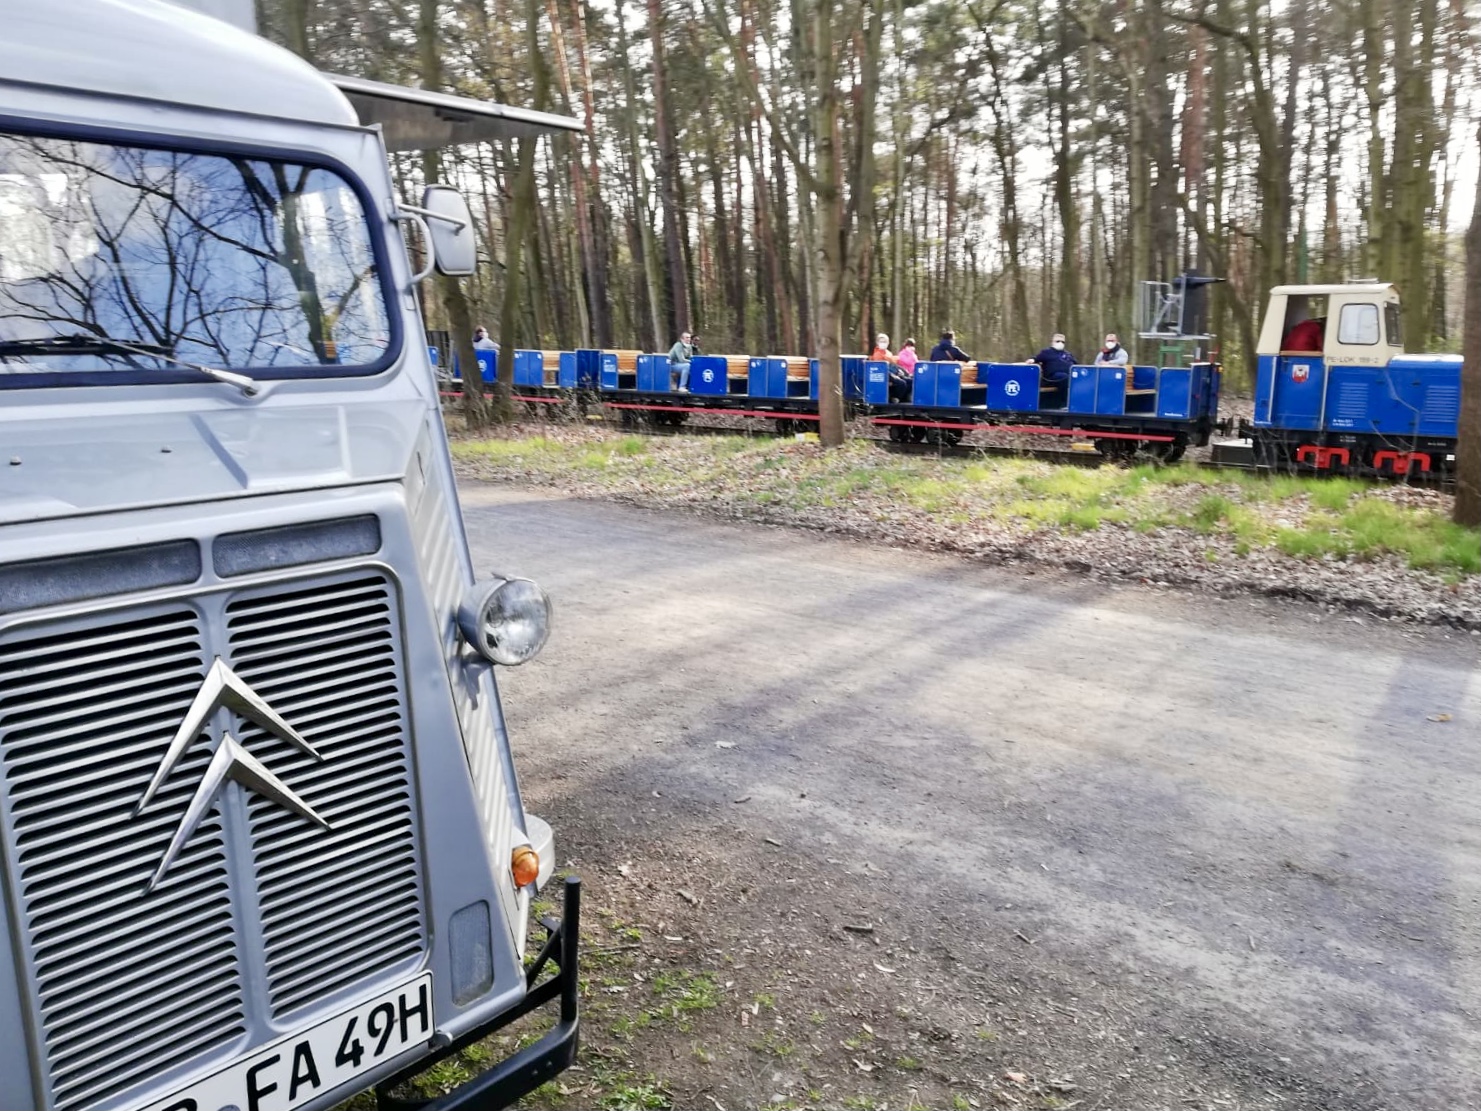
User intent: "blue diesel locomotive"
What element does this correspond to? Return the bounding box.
[1243,283,1459,477]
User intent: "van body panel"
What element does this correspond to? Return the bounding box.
[0,3,580,1109]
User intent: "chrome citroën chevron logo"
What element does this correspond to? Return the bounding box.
[137,658,330,892]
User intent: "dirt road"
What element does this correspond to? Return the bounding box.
[463,485,1481,1111]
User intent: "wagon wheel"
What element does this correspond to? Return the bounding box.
[1094,437,1136,462]
[1141,436,1187,464]
[908,425,929,444]
[774,418,798,436]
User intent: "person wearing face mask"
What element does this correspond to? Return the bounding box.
[1031,332,1076,386]
[1094,332,1129,366]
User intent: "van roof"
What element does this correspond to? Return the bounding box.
[0,0,359,129]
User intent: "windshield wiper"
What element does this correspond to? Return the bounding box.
[0,334,260,396]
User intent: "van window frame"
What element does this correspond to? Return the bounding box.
[0,114,404,390]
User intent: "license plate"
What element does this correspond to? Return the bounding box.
[145,974,433,1111]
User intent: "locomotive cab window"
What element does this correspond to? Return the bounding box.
[1282,294,1326,329]
[1338,302,1380,345]
[1279,294,1327,352]
[1384,301,1403,347]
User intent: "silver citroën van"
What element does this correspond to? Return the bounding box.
[0,2,583,1109]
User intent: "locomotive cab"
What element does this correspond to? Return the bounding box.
[1250,282,1460,474]
[1261,282,1403,357]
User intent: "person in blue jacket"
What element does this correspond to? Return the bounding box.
[1031,332,1076,384]
[1031,332,1075,406]
[928,330,971,362]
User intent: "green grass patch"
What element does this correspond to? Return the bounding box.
[600,1079,671,1111]
[750,1030,795,1058]
[1336,501,1481,573]
[452,428,1481,577]
[650,970,720,1013]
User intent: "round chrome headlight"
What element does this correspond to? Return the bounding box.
[456,577,552,665]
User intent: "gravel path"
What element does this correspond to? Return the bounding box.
[469,487,1481,1111]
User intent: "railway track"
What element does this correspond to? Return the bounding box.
[495,400,1455,488]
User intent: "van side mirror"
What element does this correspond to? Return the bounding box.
[419,185,477,277]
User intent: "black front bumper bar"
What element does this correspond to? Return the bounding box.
[376,876,581,1111]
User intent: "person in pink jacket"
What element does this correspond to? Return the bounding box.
[895,338,919,374]
[887,337,918,401]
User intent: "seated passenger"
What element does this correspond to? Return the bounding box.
[896,338,919,375]
[1093,333,1128,366]
[1281,317,1325,353]
[668,329,693,391]
[870,332,896,365]
[873,332,912,402]
[891,338,920,402]
[1031,332,1076,385]
[929,330,971,362]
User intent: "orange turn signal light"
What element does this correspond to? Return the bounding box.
[511,844,540,888]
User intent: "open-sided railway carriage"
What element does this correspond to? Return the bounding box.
[448,280,1462,478]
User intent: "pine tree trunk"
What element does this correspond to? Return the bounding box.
[546,0,599,348]
[614,0,665,350]
[497,135,538,418]
[647,0,690,335]
[1054,23,1079,351]
[417,0,492,426]
[1456,119,1481,526]
[810,0,846,447]
[1362,0,1388,278]
[567,0,613,348]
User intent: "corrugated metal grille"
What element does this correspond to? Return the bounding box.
[1423,384,1460,423]
[1333,380,1369,421]
[225,572,425,1016]
[0,609,245,1111]
[411,478,520,932]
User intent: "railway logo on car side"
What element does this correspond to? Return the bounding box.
[1292,364,1310,383]
[1005,380,1021,396]
[137,657,329,892]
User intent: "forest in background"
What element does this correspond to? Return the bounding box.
[254,0,1481,521]
[258,0,1476,378]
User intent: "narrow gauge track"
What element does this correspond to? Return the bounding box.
[497,397,1453,487]
[631,419,1111,467]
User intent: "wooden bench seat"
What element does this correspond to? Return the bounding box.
[539,349,566,383]
[722,354,750,379]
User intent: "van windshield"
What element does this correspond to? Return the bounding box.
[0,132,392,386]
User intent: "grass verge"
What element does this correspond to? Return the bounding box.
[453,427,1479,580]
